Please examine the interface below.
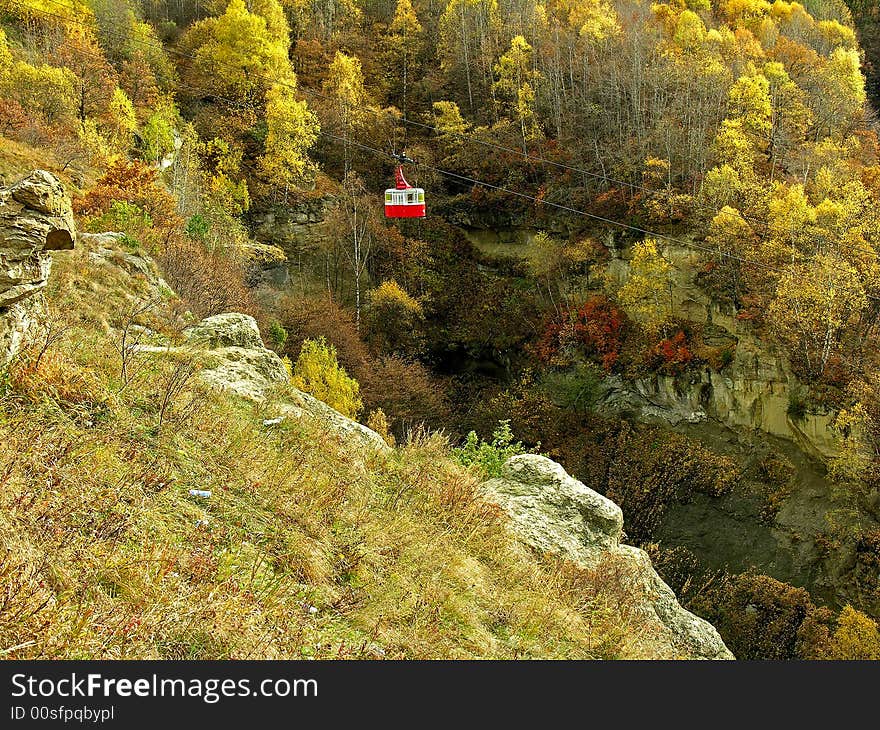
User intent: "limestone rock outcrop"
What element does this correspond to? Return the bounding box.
[480,454,734,660]
[603,240,840,461]
[0,171,75,365]
[183,312,291,401]
[181,312,390,454]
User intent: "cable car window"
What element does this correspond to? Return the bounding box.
[406,192,416,203]
[385,192,392,202]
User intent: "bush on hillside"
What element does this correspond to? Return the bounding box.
[291,337,363,419]
[453,420,533,478]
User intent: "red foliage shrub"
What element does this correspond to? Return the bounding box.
[0,99,28,135]
[75,159,181,230]
[588,187,629,220]
[156,236,258,320]
[277,295,449,433]
[359,356,451,433]
[534,295,626,371]
[647,331,693,374]
[280,295,370,373]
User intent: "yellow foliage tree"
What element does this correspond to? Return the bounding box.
[763,62,811,178]
[561,0,620,40]
[0,27,11,75]
[616,238,674,336]
[825,605,880,660]
[1,61,77,128]
[765,183,815,264]
[188,0,291,102]
[383,0,423,105]
[323,51,369,174]
[811,47,866,138]
[106,86,136,152]
[828,403,874,488]
[291,337,363,419]
[364,280,425,357]
[708,205,755,258]
[768,253,867,380]
[432,100,470,159]
[493,35,542,147]
[728,65,772,147]
[258,81,320,198]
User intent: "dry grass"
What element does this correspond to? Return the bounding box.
[0,134,98,194]
[0,236,642,659]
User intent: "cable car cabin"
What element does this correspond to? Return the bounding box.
[385,165,425,219]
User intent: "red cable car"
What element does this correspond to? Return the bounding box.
[384,165,425,218]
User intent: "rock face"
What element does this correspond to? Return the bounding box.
[0,171,75,365]
[183,313,292,401]
[603,240,840,461]
[180,312,390,454]
[480,454,734,660]
[249,198,334,255]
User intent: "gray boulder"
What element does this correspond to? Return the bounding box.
[0,171,75,364]
[181,312,390,454]
[275,390,392,454]
[181,313,290,401]
[184,312,267,352]
[481,456,623,564]
[480,454,734,660]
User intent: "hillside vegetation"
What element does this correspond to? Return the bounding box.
[3,0,880,659]
[0,232,653,659]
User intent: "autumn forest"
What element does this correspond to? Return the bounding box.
[3,0,880,661]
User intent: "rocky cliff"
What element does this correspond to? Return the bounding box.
[181,310,731,656]
[0,171,75,365]
[480,455,734,659]
[604,240,840,461]
[99,234,729,656]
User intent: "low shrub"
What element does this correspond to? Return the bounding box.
[290,337,363,419]
[453,420,533,478]
[534,295,627,371]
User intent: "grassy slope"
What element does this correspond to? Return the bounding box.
[0,233,673,659]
